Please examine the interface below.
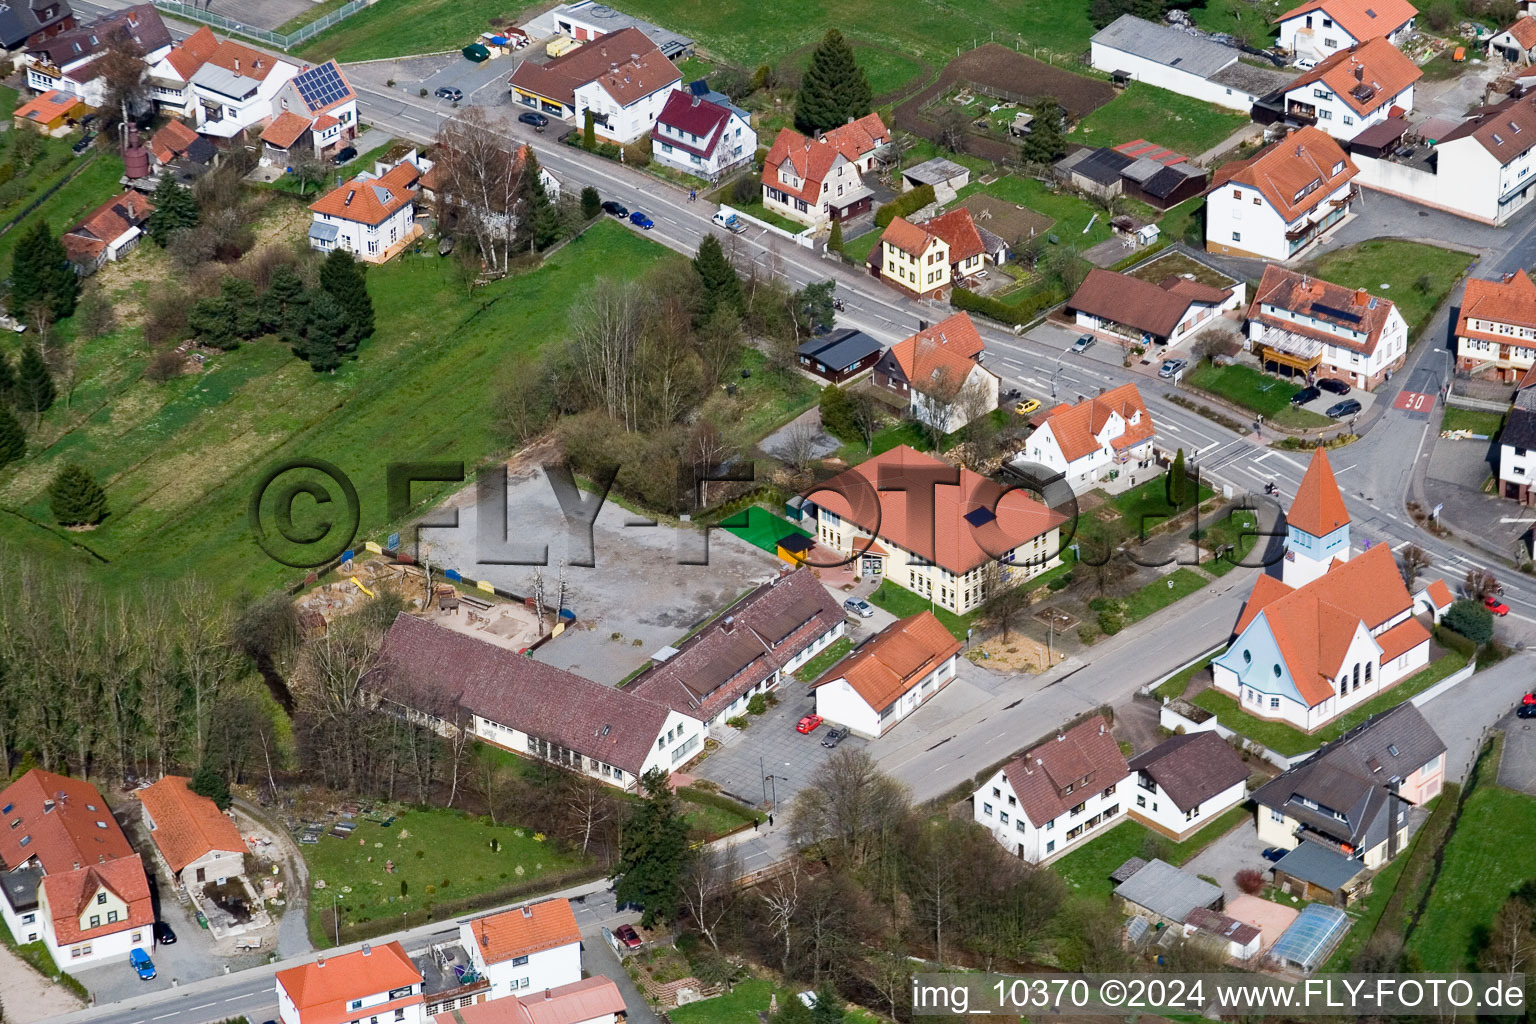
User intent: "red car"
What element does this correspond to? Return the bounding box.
[1522,692,1536,706]
[796,714,824,734]
[614,924,642,949]
[1485,595,1510,616]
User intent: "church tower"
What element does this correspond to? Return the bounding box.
[1283,447,1350,587]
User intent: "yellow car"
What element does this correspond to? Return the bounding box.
[1014,398,1041,416]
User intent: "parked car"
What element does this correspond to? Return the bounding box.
[1518,704,1536,719]
[1290,385,1321,406]
[796,713,824,734]
[821,727,845,748]
[518,111,548,128]
[72,134,94,155]
[629,210,654,229]
[1325,398,1362,418]
[434,87,463,102]
[1261,847,1287,863]
[843,597,874,618]
[1014,397,1041,416]
[1318,378,1351,395]
[613,924,642,949]
[331,146,357,165]
[1157,358,1187,380]
[129,947,156,981]
[601,201,628,218]
[1485,595,1510,616]
[712,210,747,233]
[1071,334,1095,354]
[152,921,176,945]
[1524,691,1536,706]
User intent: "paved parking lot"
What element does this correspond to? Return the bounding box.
[422,463,785,684]
[1178,815,1278,901]
[1497,710,1536,796]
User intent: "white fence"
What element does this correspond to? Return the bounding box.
[716,203,816,249]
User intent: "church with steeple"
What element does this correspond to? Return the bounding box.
[1210,449,1452,732]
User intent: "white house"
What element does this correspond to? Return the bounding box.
[0,770,153,969]
[1490,16,1536,62]
[144,23,216,117]
[308,158,423,264]
[761,114,889,228]
[1279,37,1420,140]
[371,614,707,792]
[1090,14,1291,112]
[460,900,582,1000]
[1350,92,1536,226]
[188,38,298,139]
[1456,269,1536,380]
[1020,383,1157,493]
[136,775,246,891]
[1126,732,1250,840]
[1274,0,1417,65]
[870,314,998,433]
[61,190,154,275]
[433,979,626,1024]
[1206,125,1358,261]
[651,88,754,180]
[1499,370,1536,502]
[1247,265,1409,389]
[1210,448,1446,732]
[626,567,846,736]
[276,942,425,1024]
[508,27,678,143]
[810,611,961,738]
[1068,266,1243,348]
[802,444,1065,616]
[974,716,1130,864]
[261,60,359,165]
[25,3,171,108]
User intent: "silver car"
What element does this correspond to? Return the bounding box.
[1071,334,1095,354]
[843,597,874,618]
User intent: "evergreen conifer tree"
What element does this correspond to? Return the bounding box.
[146,171,199,246]
[10,221,78,321]
[580,186,602,220]
[828,219,843,254]
[612,770,690,925]
[693,234,743,319]
[15,345,53,414]
[48,462,106,525]
[518,149,561,251]
[0,350,15,405]
[319,249,373,350]
[1021,99,1067,165]
[260,264,306,335]
[0,405,24,467]
[188,293,239,350]
[302,291,346,372]
[794,30,873,135]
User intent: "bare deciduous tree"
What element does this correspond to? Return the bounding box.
[1400,543,1434,587]
[678,846,740,951]
[788,749,909,868]
[758,861,803,973]
[435,109,533,277]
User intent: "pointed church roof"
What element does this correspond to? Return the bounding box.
[1288,447,1349,538]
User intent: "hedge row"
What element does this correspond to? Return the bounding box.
[678,785,759,820]
[1433,623,1478,659]
[951,282,1067,327]
[874,183,936,227]
[1108,238,1171,273]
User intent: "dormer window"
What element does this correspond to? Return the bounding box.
[1331,161,1344,175]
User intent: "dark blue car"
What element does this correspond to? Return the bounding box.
[628,210,654,229]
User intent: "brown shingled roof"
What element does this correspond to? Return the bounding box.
[1127,732,1249,813]
[508,27,677,108]
[1002,716,1130,828]
[1437,91,1536,164]
[1249,264,1398,357]
[1069,267,1232,339]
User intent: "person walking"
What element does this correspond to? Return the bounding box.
[753,818,759,832]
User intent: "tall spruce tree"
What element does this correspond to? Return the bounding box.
[261,264,308,336]
[693,234,743,319]
[301,291,346,372]
[0,405,24,467]
[1021,99,1067,165]
[146,171,199,247]
[48,462,107,526]
[318,249,373,351]
[580,185,602,220]
[0,349,15,404]
[10,221,78,322]
[518,149,561,251]
[188,292,239,350]
[15,345,54,414]
[612,769,690,926]
[794,30,873,135]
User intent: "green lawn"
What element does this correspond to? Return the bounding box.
[1157,196,1203,246]
[0,218,673,594]
[1074,83,1250,157]
[1186,362,1300,418]
[1192,652,1469,755]
[719,505,810,554]
[1189,0,1279,47]
[1122,567,1207,623]
[300,0,541,61]
[273,0,357,35]
[1297,240,1473,335]
[730,198,806,234]
[796,636,854,681]
[301,808,590,935]
[848,45,926,97]
[1050,805,1250,901]
[1408,784,1536,969]
[1192,505,1271,577]
[731,348,821,442]
[868,580,974,639]
[670,981,780,1024]
[0,151,127,271]
[1155,651,1217,701]
[953,174,1111,247]
[840,228,882,266]
[1441,407,1503,437]
[676,789,758,839]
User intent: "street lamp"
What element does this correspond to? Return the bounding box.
[764,774,788,808]
[332,892,343,946]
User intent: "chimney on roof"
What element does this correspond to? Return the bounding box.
[691,95,699,106]
[1098,722,1105,736]
[361,944,372,956]
[234,57,239,71]
[722,615,735,632]
[316,956,326,968]
[1354,288,1369,305]
[1505,271,1517,284]
[918,319,928,331]
[521,904,533,918]
[544,991,552,1001]
[1355,64,1364,82]
[1056,731,1065,742]
[479,933,489,949]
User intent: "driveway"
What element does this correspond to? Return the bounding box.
[1419,654,1536,783]
[1497,707,1536,796]
[1177,814,1270,902]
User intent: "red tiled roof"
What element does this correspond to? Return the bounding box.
[1502,16,1536,48]
[806,445,1066,576]
[136,776,244,874]
[1289,447,1350,538]
[14,89,83,123]
[889,315,989,395]
[1001,716,1129,828]
[1421,578,1454,609]
[277,942,421,1024]
[312,112,340,132]
[1457,270,1536,344]
[811,611,960,712]
[1210,125,1357,223]
[1114,139,1187,165]
[879,215,939,258]
[627,567,843,721]
[163,24,217,80]
[508,28,677,108]
[63,190,154,264]
[762,115,886,208]
[1275,0,1419,40]
[42,854,153,945]
[151,118,199,165]
[1250,264,1399,358]
[655,88,732,159]
[1037,383,1155,463]
[465,899,581,964]
[203,38,286,81]
[1283,37,1421,116]
[0,769,132,875]
[261,110,311,149]
[309,160,419,225]
[924,208,985,263]
[1235,573,1294,635]
[822,113,889,159]
[434,978,625,1024]
[1070,267,1232,339]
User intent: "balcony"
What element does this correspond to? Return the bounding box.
[1285,101,1318,125]
[1330,184,1360,208]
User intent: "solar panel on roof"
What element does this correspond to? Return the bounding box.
[964,507,996,527]
[1311,302,1362,324]
[293,61,351,112]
